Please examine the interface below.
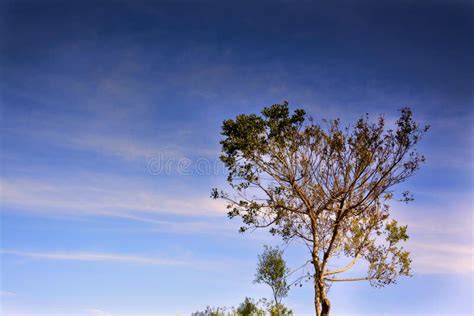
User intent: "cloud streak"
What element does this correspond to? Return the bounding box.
[1,250,185,266]
[0,176,226,218]
[388,196,474,276]
[409,241,474,275]
[85,309,113,316]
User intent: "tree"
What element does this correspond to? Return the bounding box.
[212,102,429,316]
[191,306,226,316]
[236,297,265,316]
[254,246,289,314]
[267,304,293,316]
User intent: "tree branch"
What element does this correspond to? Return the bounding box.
[324,255,360,276]
[324,276,371,282]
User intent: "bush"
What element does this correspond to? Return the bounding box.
[236,297,265,316]
[191,298,292,316]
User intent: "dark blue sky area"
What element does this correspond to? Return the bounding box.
[2,1,472,117]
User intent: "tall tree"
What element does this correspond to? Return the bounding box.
[212,102,429,316]
[254,246,290,313]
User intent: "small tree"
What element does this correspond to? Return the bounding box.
[236,297,264,316]
[254,246,289,314]
[191,306,226,316]
[212,102,429,315]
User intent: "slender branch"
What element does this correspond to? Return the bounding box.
[324,276,371,282]
[324,255,360,276]
[287,260,312,277]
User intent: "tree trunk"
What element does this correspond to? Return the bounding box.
[311,216,323,316]
[319,278,331,316]
[315,277,331,316]
[314,274,321,316]
[273,292,280,316]
[321,294,331,316]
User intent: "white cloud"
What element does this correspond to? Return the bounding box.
[0,176,226,218]
[112,212,239,235]
[390,196,474,275]
[85,308,113,316]
[0,174,245,238]
[0,291,16,297]
[67,133,212,161]
[1,250,185,266]
[409,241,474,275]
[71,134,173,160]
[0,249,248,275]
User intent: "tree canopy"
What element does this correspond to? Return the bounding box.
[212,102,429,316]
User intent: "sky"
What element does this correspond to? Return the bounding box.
[0,0,473,315]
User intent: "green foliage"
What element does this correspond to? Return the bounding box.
[365,220,412,287]
[386,220,409,243]
[236,297,265,316]
[192,297,291,316]
[268,304,293,316]
[191,306,227,316]
[259,298,293,316]
[254,246,289,307]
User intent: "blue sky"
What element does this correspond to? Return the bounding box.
[0,0,473,315]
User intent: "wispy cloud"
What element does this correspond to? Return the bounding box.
[409,241,473,275]
[85,308,113,316]
[67,133,218,161]
[0,291,16,297]
[70,134,179,160]
[389,196,474,275]
[394,195,472,243]
[112,212,239,236]
[0,176,226,218]
[0,249,249,275]
[1,250,185,266]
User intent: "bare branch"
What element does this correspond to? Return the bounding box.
[324,255,360,276]
[324,276,371,282]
